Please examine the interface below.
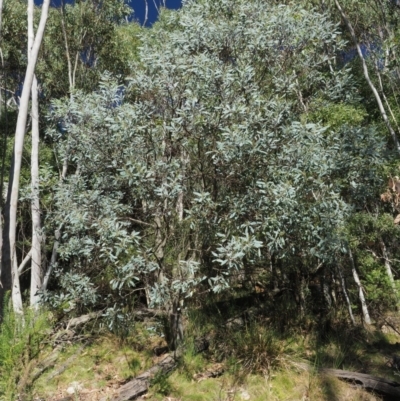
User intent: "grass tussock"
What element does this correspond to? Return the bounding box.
[220,324,286,374]
[0,302,53,401]
[3,302,396,401]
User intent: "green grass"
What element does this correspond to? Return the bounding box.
[19,306,399,401]
[0,303,53,401]
[33,332,155,399]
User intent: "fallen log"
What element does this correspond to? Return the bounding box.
[47,344,86,381]
[66,312,102,329]
[107,354,178,401]
[321,368,400,399]
[100,338,209,401]
[29,345,62,383]
[65,308,164,331]
[293,361,400,399]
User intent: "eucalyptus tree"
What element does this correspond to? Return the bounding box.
[305,0,400,312]
[334,0,400,154]
[2,0,50,314]
[37,0,133,101]
[47,0,385,331]
[0,0,137,314]
[28,0,42,309]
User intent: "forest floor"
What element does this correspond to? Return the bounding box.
[29,312,400,401]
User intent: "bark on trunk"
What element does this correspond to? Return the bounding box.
[0,77,4,275]
[42,227,60,291]
[18,249,32,275]
[349,248,371,325]
[109,354,178,401]
[0,212,2,299]
[7,0,50,313]
[169,301,184,351]
[337,265,355,325]
[28,0,42,309]
[0,66,9,313]
[320,267,332,309]
[0,0,3,37]
[380,239,396,288]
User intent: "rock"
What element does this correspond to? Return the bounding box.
[66,382,83,395]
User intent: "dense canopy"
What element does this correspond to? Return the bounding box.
[2,0,400,398]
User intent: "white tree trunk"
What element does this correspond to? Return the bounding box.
[28,0,42,309]
[18,249,32,276]
[349,248,372,325]
[379,239,398,301]
[8,0,50,314]
[335,0,400,154]
[30,75,42,308]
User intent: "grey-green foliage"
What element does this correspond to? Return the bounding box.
[46,0,384,312]
[39,270,98,312]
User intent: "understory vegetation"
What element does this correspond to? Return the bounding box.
[3,0,400,399]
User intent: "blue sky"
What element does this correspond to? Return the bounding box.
[132,0,182,25]
[34,0,183,26]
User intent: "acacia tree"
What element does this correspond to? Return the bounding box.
[46,0,385,332]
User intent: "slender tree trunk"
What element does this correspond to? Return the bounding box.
[0,85,2,280]
[320,268,332,309]
[60,4,74,92]
[337,264,355,325]
[0,0,6,310]
[29,75,42,308]
[7,0,50,314]
[379,239,395,284]
[169,299,184,351]
[379,239,397,298]
[0,213,2,289]
[349,248,372,325]
[335,0,400,154]
[143,0,148,26]
[28,0,42,309]
[375,64,400,133]
[42,227,60,291]
[18,249,32,276]
[0,164,13,313]
[0,0,3,37]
